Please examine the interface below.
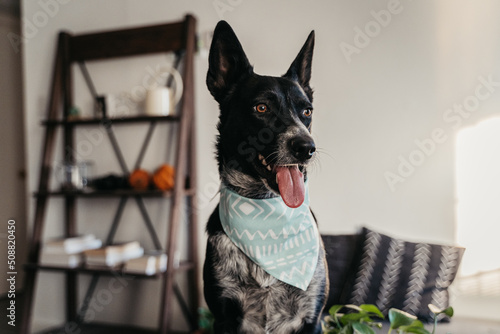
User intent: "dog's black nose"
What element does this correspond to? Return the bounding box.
[290,137,316,161]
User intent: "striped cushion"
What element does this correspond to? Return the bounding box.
[321,234,362,310]
[341,227,464,321]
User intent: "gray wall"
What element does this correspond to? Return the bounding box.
[0,8,26,297]
[21,0,500,331]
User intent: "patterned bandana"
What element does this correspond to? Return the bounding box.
[219,185,319,290]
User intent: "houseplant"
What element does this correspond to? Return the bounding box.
[322,304,454,334]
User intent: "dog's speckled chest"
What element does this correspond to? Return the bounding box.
[206,222,327,333]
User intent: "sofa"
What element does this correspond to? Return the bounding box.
[320,227,500,333]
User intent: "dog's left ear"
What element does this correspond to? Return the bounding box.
[284,31,315,100]
[207,21,253,103]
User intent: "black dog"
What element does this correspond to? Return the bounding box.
[203,21,328,334]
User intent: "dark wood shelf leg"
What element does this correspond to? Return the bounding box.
[66,272,78,323]
[187,129,200,329]
[21,31,68,334]
[20,264,38,334]
[159,15,198,333]
[185,14,200,331]
[64,195,77,323]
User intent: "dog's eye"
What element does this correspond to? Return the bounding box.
[303,108,313,117]
[254,104,269,113]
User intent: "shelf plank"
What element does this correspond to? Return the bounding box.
[42,115,180,126]
[34,188,195,198]
[25,260,194,278]
[70,21,185,61]
[40,322,189,334]
[25,263,161,279]
[35,188,172,198]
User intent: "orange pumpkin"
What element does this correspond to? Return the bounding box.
[152,164,175,191]
[128,169,151,190]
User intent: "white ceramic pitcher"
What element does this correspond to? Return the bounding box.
[144,66,183,116]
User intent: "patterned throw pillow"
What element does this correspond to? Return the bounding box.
[321,234,362,310]
[340,227,465,321]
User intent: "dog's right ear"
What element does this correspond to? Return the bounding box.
[284,31,315,101]
[207,21,253,102]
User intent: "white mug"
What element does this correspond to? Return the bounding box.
[144,66,183,116]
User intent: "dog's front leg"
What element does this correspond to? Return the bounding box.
[204,233,267,333]
[265,254,327,334]
[210,296,265,334]
[211,291,267,334]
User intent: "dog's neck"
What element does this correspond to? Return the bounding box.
[220,166,278,199]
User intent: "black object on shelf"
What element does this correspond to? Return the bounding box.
[90,174,129,190]
[95,95,106,118]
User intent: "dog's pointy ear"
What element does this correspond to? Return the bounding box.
[284,31,315,99]
[207,21,253,102]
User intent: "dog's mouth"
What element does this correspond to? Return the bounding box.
[257,154,305,208]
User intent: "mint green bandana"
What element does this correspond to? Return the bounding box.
[219,185,319,290]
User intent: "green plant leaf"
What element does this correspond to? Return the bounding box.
[428,304,454,317]
[344,304,363,312]
[339,324,354,334]
[428,304,441,314]
[197,307,214,331]
[442,306,454,317]
[398,325,432,334]
[388,308,417,329]
[323,328,340,334]
[352,322,376,334]
[409,320,425,328]
[330,305,345,317]
[359,304,384,319]
[340,312,370,325]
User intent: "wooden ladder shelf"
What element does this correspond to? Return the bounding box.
[21,14,199,334]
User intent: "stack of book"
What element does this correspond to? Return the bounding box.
[124,252,168,276]
[40,234,102,268]
[83,241,144,268]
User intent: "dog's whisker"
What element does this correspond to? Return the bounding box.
[264,151,279,163]
[307,157,322,174]
[315,148,336,162]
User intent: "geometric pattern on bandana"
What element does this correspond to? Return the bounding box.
[219,185,319,291]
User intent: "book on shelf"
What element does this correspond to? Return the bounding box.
[43,234,102,254]
[124,252,168,276]
[40,234,102,268]
[40,252,82,268]
[83,241,144,267]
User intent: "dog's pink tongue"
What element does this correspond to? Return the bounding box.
[276,165,305,208]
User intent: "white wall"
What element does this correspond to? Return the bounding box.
[21,0,500,331]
